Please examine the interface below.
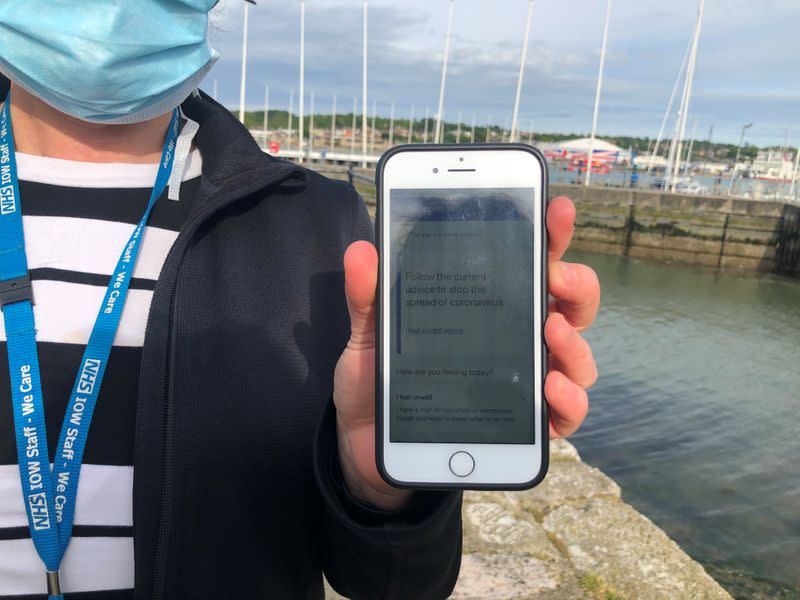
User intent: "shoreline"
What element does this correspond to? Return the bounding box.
[325,439,734,600]
[452,439,733,600]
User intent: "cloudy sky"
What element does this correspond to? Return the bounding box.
[205,0,799,147]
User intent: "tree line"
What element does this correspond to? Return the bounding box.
[237,109,764,160]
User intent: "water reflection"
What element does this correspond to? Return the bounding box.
[566,250,800,590]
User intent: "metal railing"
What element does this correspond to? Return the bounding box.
[347,169,376,187]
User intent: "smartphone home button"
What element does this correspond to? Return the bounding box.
[449,451,475,477]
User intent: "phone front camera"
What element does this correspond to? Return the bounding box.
[433,168,439,174]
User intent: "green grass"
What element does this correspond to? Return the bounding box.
[579,573,627,600]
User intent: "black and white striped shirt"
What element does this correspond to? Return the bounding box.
[0,150,202,599]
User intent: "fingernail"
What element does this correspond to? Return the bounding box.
[558,263,576,285]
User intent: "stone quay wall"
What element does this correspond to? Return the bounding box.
[553,183,800,276]
[326,167,800,277]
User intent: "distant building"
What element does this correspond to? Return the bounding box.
[751,150,794,181]
[543,138,633,166]
[695,161,728,175]
[633,154,667,169]
[630,156,727,175]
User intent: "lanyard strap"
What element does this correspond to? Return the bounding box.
[0,98,180,599]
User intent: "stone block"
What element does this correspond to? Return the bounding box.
[463,501,561,560]
[452,553,590,600]
[543,497,732,600]
[507,460,621,517]
[550,439,581,462]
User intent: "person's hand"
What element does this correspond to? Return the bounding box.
[333,195,600,510]
[333,240,413,511]
[544,196,600,438]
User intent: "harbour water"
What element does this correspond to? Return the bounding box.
[565,250,800,596]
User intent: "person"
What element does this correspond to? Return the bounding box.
[0,2,600,599]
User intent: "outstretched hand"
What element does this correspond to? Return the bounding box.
[333,196,600,509]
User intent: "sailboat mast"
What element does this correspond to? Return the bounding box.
[789,144,800,200]
[670,0,704,192]
[683,118,698,177]
[648,36,692,174]
[435,0,455,144]
[585,0,612,187]
[362,0,368,167]
[511,0,534,143]
[238,3,249,124]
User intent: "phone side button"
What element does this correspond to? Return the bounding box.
[449,451,475,477]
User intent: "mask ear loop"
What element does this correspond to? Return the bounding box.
[168,106,201,201]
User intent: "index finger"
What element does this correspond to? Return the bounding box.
[548,261,600,331]
[547,196,576,262]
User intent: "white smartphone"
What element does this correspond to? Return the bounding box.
[375,144,549,490]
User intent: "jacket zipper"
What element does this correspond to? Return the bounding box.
[150,282,177,600]
[149,171,299,600]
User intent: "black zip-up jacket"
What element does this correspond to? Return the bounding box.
[45,86,461,599]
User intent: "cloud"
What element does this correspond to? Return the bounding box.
[203,0,800,146]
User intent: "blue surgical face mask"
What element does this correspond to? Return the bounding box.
[0,0,221,124]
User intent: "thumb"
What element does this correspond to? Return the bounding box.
[343,240,378,349]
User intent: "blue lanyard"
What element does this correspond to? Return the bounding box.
[0,98,180,600]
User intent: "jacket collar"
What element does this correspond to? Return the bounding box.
[180,90,303,192]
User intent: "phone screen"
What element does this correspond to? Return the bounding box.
[389,187,536,444]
